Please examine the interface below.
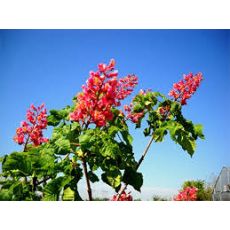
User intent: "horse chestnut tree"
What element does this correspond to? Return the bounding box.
[0,59,204,201]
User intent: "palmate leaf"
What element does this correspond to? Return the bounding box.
[177,131,196,157]
[2,152,33,176]
[153,127,167,142]
[54,138,71,155]
[123,167,143,192]
[88,171,99,183]
[167,120,202,157]
[101,170,122,189]
[101,141,120,159]
[79,130,97,152]
[47,110,63,126]
[43,176,72,201]
[47,107,72,126]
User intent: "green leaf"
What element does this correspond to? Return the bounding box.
[152,92,167,100]
[167,121,183,141]
[108,126,120,137]
[120,131,133,146]
[2,152,33,176]
[62,187,75,201]
[0,156,5,163]
[170,101,181,115]
[167,121,198,157]
[101,142,119,159]
[88,171,99,183]
[123,168,143,192]
[79,130,97,152]
[144,101,151,106]
[177,130,196,157]
[0,189,12,201]
[47,110,63,126]
[43,176,72,201]
[143,127,151,136]
[47,107,71,126]
[133,104,144,113]
[54,138,71,155]
[194,124,205,139]
[153,127,167,142]
[101,170,121,188]
[9,181,24,200]
[71,122,80,131]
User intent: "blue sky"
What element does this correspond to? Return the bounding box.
[0,30,229,197]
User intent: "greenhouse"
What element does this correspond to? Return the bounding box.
[213,167,230,201]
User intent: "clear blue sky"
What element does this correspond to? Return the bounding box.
[0,30,229,192]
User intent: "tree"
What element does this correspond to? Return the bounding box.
[0,59,204,201]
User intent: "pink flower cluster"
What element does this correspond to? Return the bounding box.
[174,186,198,201]
[111,191,133,201]
[70,59,138,127]
[169,73,203,105]
[14,104,48,147]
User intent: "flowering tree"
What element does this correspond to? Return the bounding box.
[0,59,204,201]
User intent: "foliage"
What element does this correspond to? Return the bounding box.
[0,59,204,201]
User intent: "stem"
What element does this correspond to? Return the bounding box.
[70,142,80,147]
[82,158,93,201]
[116,135,155,200]
[136,135,155,169]
[37,176,52,186]
[23,135,30,152]
[63,153,70,161]
[32,176,38,192]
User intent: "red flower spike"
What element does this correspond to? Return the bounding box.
[70,59,138,127]
[169,72,203,105]
[14,104,48,147]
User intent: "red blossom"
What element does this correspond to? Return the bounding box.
[174,186,198,201]
[169,73,203,105]
[14,104,48,147]
[70,59,138,127]
[111,191,133,201]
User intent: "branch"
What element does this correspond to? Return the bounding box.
[116,135,155,200]
[37,176,52,186]
[82,157,93,201]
